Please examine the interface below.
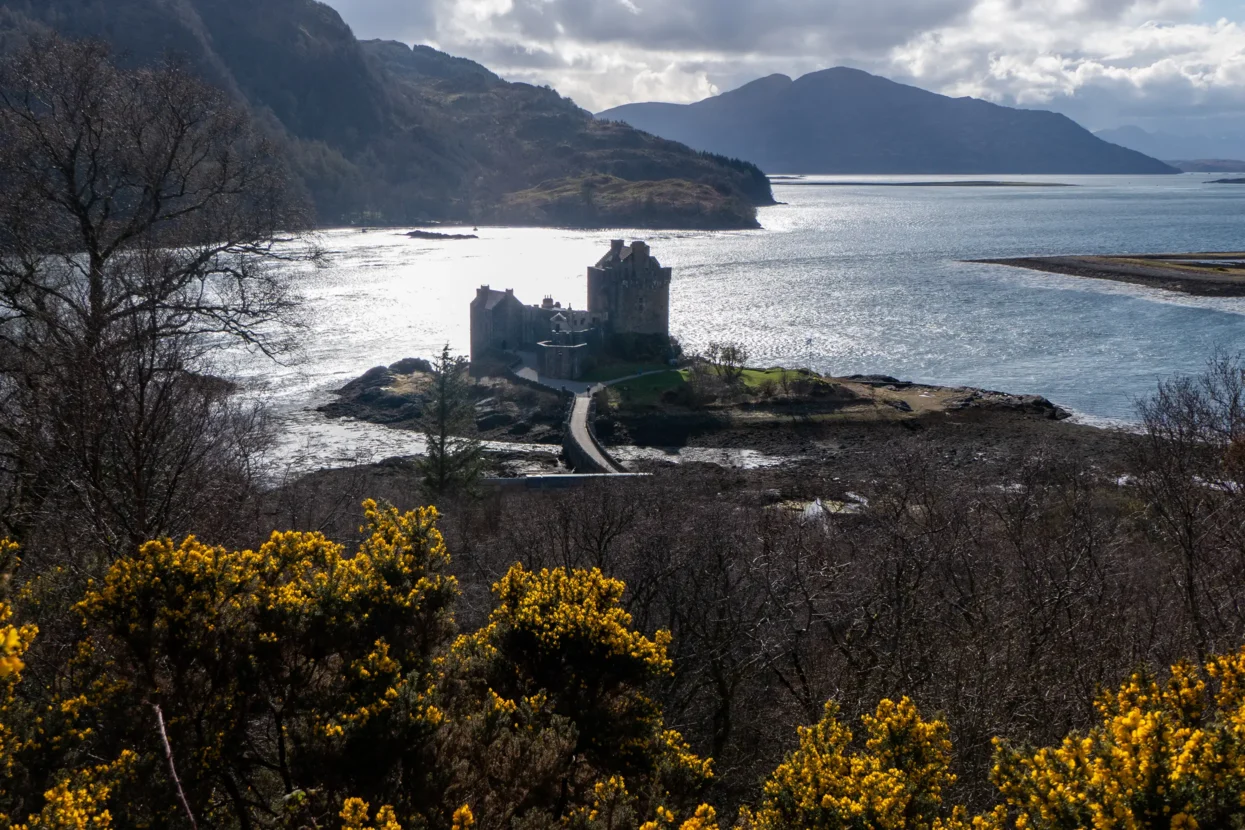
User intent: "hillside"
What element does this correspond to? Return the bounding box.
[0,0,773,229]
[1168,160,1245,173]
[599,68,1177,175]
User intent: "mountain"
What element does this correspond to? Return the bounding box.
[1095,126,1245,164]
[1166,160,1245,173]
[0,0,773,229]
[599,69,1177,175]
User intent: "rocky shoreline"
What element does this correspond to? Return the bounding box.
[318,358,567,445]
[316,360,1119,483]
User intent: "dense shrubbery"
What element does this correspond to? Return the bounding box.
[0,503,714,829]
[7,499,1245,829]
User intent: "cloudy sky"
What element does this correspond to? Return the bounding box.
[323,0,1245,135]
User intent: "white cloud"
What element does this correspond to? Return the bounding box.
[891,12,1245,128]
[324,0,1245,132]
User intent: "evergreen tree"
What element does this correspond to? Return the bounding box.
[419,345,483,498]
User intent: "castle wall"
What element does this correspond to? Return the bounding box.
[586,241,671,337]
[469,303,491,363]
[472,287,567,364]
[473,240,670,374]
[538,341,589,380]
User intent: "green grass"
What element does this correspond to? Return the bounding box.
[603,367,822,409]
[739,368,805,389]
[580,362,672,383]
[607,370,688,407]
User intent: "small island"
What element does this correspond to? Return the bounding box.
[1208,178,1245,184]
[974,252,1245,296]
[406,230,479,240]
[324,241,1117,484]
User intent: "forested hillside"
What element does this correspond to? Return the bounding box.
[0,0,772,227]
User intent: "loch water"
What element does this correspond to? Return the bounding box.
[225,174,1245,468]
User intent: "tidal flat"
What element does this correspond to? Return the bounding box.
[973,252,1245,297]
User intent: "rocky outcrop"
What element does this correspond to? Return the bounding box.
[946,389,1071,420]
[320,361,566,442]
[407,230,478,240]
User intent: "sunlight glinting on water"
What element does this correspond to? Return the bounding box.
[223,174,1245,467]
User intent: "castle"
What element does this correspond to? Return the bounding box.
[470,240,672,380]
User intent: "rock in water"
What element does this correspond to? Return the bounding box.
[406,230,479,240]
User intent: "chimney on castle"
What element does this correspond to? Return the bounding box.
[632,240,650,268]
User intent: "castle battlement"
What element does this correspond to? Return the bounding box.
[470,240,671,379]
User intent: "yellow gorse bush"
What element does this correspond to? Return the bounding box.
[0,541,32,681]
[339,797,402,830]
[1,540,131,830]
[3,510,713,829]
[57,503,459,828]
[13,511,1245,830]
[488,564,673,674]
[740,697,964,830]
[451,563,710,825]
[450,804,475,830]
[641,804,721,830]
[989,649,1245,830]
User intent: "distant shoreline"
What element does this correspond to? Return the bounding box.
[772,179,1074,188]
[973,253,1245,297]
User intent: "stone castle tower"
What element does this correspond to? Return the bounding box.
[587,240,671,337]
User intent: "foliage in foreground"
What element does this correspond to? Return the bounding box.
[0,504,707,830]
[4,507,1245,829]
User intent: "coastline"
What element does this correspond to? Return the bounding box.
[973,254,1245,297]
[306,360,1141,484]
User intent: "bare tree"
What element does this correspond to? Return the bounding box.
[1133,350,1245,659]
[706,340,749,385]
[0,36,315,560]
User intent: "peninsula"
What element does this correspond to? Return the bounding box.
[975,253,1245,296]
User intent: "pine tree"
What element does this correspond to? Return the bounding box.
[419,345,484,498]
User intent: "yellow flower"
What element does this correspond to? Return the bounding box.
[451,804,475,830]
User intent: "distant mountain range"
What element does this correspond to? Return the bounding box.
[0,0,773,228]
[599,69,1178,175]
[1166,160,1245,174]
[1094,126,1245,168]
